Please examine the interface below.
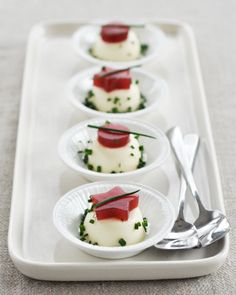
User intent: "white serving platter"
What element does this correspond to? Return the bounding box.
[8,20,229,281]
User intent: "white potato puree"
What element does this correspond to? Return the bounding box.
[92,30,140,61]
[84,207,145,246]
[87,135,141,173]
[91,83,140,112]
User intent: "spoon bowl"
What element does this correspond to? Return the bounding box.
[194,208,230,247]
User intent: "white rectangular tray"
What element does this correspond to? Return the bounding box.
[8,20,229,281]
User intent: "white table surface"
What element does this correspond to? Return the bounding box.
[0,0,235,294]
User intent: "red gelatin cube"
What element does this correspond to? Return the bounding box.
[101,23,129,43]
[93,67,131,92]
[95,199,130,221]
[91,186,125,204]
[92,186,139,221]
[98,123,130,148]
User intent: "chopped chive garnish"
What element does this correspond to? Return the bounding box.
[127,97,131,100]
[111,107,118,113]
[135,79,139,84]
[79,224,86,236]
[88,90,94,97]
[97,166,102,172]
[137,158,146,169]
[134,222,141,230]
[142,217,148,232]
[118,238,126,246]
[130,145,135,149]
[130,153,134,157]
[139,145,144,151]
[89,219,95,224]
[140,44,149,55]
[92,189,140,209]
[84,148,93,155]
[114,97,120,104]
[127,107,132,112]
[87,125,156,139]
[83,154,89,164]
[88,164,94,170]
[84,96,97,110]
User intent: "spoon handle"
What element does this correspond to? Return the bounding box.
[177,134,199,219]
[168,127,205,212]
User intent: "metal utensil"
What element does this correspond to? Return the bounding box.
[155,134,200,250]
[168,127,230,247]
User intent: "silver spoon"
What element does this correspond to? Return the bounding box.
[155,134,200,250]
[168,127,230,247]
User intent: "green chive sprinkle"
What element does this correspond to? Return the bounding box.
[134,222,141,230]
[142,217,148,232]
[140,44,149,55]
[111,107,118,113]
[114,97,120,104]
[119,238,126,246]
[84,148,93,155]
[88,164,94,171]
[139,145,144,151]
[89,219,95,224]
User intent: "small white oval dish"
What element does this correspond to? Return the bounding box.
[58,118,170,182]
[53,182,175,259]
[72,24,165,67]
[67,66,167,118]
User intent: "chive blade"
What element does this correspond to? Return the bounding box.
[92,189,140,209]
[87,124,156,139]
[99,65,141,78]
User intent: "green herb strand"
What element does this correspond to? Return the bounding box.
[87,125,156,139]
[92,189,140,209]
[99,65,141,78]
[118,238,127,246]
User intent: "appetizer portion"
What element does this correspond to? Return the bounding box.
[90,23,148,61]
[79,122,147,173]
[85,67,147,113]
[79,186,149,246]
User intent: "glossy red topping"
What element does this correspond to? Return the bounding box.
[92,186,139,221]
[93,67,131,92]
[98,123,130,148]
[101,23,129,43]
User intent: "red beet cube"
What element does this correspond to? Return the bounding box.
[91,186,125,204]
[101,23,129,43]
[93,67,131,92]
[91,186,139,221]
[97,123,130,148]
